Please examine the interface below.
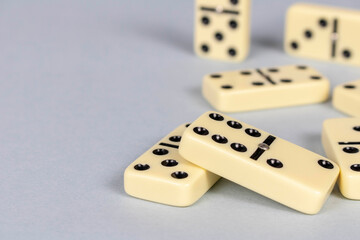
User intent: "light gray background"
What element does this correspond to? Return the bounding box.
[1,0,360,239]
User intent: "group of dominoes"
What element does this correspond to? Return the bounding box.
[124,1,360,214]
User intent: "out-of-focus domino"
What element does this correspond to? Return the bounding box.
[202,65,330,112]
[124,124,220,206]
[179,112,339,214]
[285,3,360,66]
[194,0,251,62]
[322,118,360,199]
[333,80,360,117]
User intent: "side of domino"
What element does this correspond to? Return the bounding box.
[322,118,360,199]
[202,65,330,112]
[124,123,220,207]
[178,112,339,214]
[333,80,360,117]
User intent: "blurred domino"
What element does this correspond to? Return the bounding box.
[194,0,251,61]
[124,124,220,206]
[179,112,339,214]
[285,3,360,66]
[333,80,360,117]
[323,118,360,199]
[202,65,330,112]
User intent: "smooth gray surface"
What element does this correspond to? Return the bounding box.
[1,0,360,239]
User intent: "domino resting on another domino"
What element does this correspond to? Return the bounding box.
[194,0,251,62]
[333,80,360,117]
[202,65,330,112]
[124,124,220,206]
[322,118,360,199]
[179,112,339,214]
[285,3,360,66]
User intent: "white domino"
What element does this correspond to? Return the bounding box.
[202,65,330,112]
[333,80,360,117]
[322,118,360,199]
[285,3,360,66]
[179,112,339,214]
[124,124,220,206]
[194,0,251,62]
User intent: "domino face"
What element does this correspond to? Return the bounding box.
[202,65,330,112]
[333,80,360,117]
[179,112,339,214]
[194,0,251,62]
[285,3,360,66]
[124,124,220,207]
[322,118,360,199]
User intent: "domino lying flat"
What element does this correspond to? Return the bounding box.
[124,124,220,206]
[179,112,339,214]
[333,80,360,117]
[322,118,360,199]
[194,0,251,62]
[202,65,330,112]
[285,3,360,66]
